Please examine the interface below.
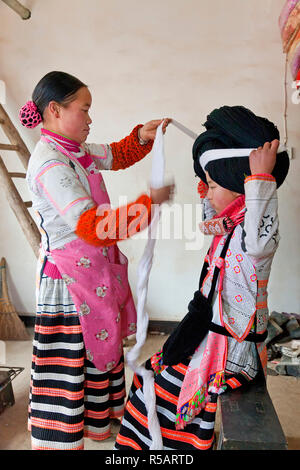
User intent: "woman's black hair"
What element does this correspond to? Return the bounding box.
[32,71,87,117]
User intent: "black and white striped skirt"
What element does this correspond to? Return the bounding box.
[28,274,125,450]
[114,355,258,450]
[115,358,217,450]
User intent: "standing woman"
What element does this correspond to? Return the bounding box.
[21,71,173,450]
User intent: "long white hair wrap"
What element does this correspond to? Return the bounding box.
[126,119,197,450]
[126,122,165,450]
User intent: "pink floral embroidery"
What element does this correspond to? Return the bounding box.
[129,322,137,333]
[62,274,76,285]
[106,361,116,371]
[76,256,91,268]
[234,265,241,274]
[86,349,93,361]
[95,329,109,341]
[79,301,90,317]
[236,254,243,262]
[215,257,224,269]
[235,294,243,303]
[96,285,108,298]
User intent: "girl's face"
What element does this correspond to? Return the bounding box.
[45,86,93,144]
[205,171,240,214]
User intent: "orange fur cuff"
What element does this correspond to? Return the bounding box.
[75,194,152,246]
[111,125,153,171]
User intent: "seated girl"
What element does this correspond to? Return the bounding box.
[114,105,289,450]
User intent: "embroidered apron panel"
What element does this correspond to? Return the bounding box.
[40,135,137,371]
[202,227,257,342]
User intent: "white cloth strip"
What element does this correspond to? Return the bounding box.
[150,120,165,189]
[200,144,287,171]
[171,119,198,140]
[126,122,165,450]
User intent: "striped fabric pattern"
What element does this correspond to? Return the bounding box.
[225,337,259,378]
[29,274,125,450]
[115,359,216,451]
[115,357,257,451]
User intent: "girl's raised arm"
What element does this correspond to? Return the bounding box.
[242,140,280,260]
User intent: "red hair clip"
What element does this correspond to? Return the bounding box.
[197,180,208,199]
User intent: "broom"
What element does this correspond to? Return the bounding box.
[0,257,29,340]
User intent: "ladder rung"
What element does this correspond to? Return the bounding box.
[8,172,26,178]
[24,201,32,208]
[0,143,20,151]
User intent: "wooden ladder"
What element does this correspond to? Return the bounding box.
[0,104,40,258]
[1,0,31,20]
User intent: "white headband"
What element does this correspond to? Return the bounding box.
[199,144,287,171]
[169,120,287,172]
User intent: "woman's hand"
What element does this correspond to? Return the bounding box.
[249,139,279,175]
[139,118,172,142]
[150,183,175,205]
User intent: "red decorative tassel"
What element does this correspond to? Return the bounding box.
[197,180,208,199]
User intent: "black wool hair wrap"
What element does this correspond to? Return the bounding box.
[192,106,290,194]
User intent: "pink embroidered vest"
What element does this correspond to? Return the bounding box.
[39,134,137,372]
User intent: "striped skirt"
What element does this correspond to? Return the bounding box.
[28,274,126,450]
[114,358,256,450]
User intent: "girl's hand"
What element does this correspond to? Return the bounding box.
[139,118,172,142]
[249,139,279,175]
[150,183,175,205]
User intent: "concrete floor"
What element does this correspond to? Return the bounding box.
[0,329,300,451]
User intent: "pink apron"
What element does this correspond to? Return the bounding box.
[41,135,137,372]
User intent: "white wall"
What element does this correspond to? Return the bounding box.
[0,0,299,320]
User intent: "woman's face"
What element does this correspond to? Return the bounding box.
[45,86,92,144]
[205,171,240,214]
